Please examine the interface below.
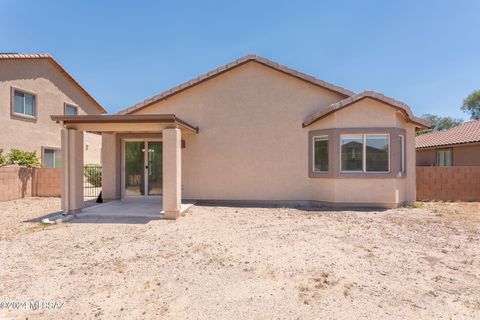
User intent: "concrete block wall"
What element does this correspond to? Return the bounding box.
[416,166,480,201]
[0,166,61,202]
[33,168,62,197]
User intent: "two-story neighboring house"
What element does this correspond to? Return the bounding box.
[0,54,106,167]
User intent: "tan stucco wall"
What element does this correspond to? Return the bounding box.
[0,59,102,165]
[113,62,417,206]
[416,143,480,166]
[306,98,417,205]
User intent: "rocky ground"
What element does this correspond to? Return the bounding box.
[0,198,479,319]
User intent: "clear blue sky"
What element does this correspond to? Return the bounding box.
[1,0,479,119]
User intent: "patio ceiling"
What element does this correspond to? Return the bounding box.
[51,114,199,134]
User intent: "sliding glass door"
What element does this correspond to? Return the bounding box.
[124,140,163,197]
[147,141,163,196]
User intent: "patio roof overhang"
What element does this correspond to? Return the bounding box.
[51,114,199,134]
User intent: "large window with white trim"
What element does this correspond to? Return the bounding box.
[313,136,328,172]
[341,134,390,173]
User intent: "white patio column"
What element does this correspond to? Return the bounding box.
[61,128,84,213]
[162,127,181,219]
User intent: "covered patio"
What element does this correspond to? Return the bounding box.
[51,114,199,219]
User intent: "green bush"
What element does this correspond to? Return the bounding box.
[7,149,40,167]
[84,164,102,187]
[0,149,6,166]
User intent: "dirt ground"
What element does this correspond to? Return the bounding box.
[0,198,479,319]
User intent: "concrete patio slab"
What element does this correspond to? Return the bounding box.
[71,198,195,223]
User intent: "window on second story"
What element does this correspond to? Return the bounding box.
[65,104,78,115]
[13,89,36,118]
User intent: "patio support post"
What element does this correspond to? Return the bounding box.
[162,127,181,219]
[61,128,84,213]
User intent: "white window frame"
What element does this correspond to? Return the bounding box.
[399,135,405,174]
[436,149,452,167]
[13,89,36,118]
[312,135,328,173]
[42,148,61,168]
[340,133,390,173]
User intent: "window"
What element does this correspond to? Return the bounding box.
[399,135,405,173]
[65,104,78,115]
[341,135,363,171]
[366,135,389,172]
[13,89,36,117]
[43,148,62,168]
[313,136,328,172]
[436,149,452,166]
[341,134,390,172]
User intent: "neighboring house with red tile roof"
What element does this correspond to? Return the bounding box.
[0,53,105,166]
[416,120,480,166]
[52,54,428,215]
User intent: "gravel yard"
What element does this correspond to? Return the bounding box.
[0,198,479,319]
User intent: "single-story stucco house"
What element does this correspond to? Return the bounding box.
[416,120,480,166]
[52,55,429,218]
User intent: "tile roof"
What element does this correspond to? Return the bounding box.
[0,53,106,113]
[302,90,430,129]
[118,54,355,115]
[415,120,480,149]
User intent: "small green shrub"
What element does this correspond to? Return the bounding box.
[0,149,6,166]
[8,149,40,167]
[84,164,102,187]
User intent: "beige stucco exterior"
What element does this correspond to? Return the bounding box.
[99,61,419,207]
[0,58,103,165]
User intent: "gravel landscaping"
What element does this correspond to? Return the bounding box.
[0,198,479,319]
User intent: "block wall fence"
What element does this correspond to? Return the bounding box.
[0,166,61,202]
[416,166,480,201]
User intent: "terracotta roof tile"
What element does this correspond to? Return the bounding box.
[0,53,106,113]
[415,120,480,148]
[118,55,355,115]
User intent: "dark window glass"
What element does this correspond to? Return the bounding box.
[13,90,35,116]
[341,136,363,171]
[65,105,78,115]
[366,135,389,172]
[313,137,328,172]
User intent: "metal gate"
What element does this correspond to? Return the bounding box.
[84,165,102,197]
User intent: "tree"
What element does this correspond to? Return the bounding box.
[418,114,463,135]
[462,90,480,120]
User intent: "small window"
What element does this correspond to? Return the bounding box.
[313,136,328,172]
[436,150,452,167]
[399,135,405,173]
[341,134,390,173]
[13,89,36,117]
[43,148,62,168]
[65,104,78,115]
